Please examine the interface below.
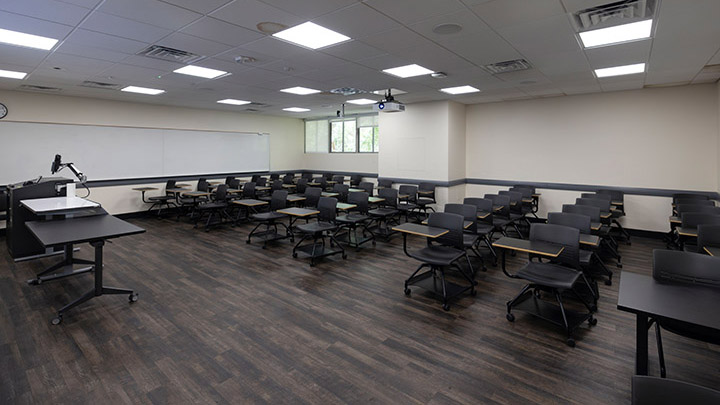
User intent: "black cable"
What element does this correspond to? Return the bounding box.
[81,182,91,198]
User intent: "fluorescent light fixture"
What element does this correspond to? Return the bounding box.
[217,99,251,105]
[173,65,228,79]
[579,20,652,48]
[594,63,646,78]
[280,86,321,95]
[346,98,377,105]
[283,107,310,112]
[273,22,350,50]
[440,85,480,95]
[372,88,406,95]
[0,28,58,50]
[0,69,27,79]
[121,86,165,95]
[382,64,434,78]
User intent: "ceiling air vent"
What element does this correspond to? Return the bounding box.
[137,45,203,64]
[18,84,62,93]
[80,80,121,90]
[572,0,658,31]
[480,59,532,75]
[247,102,269,108]
[244,108,260,112]
[330,87,366,96]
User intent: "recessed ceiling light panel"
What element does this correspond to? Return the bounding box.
[173,65,228,79]
[0,28,58,50]
[121,86,165,95]
[440,85,480,95]
[273,22,350,50]
[579,20,652,48]
[346,98,377,105]
[217,99,252,105]
[382,64,434,78]
[0,69,27,79]
[280,86,321,95]
[283,107,311,112]
[594,63,646,78]
[372,88,406,95]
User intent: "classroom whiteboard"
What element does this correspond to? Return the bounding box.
[0,121,270,184]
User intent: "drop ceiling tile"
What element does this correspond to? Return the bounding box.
[527,49,591,76]
[258,59,316,76]
[364,0,466,25]
[320,41,387,62]
[98,63,167,82]
[180,17,264,47]
[0,43,51,66]
[81,12,172,43]
[159,0,233,14]
[0,0,91,26]
[290,51,349,70]
[584,39,652,69]
[393,42,475,72]
[40,53,116,75]
[254,76,327,92]
[312,3,399,40]
[408,10,491,39]
[435,30,522,67]
[213,47,279,67]
[65,29,149,54]
[471,0,565,29]
[644,68,697,86]
[359,27,431,56]
[240,37,311,60]
[217,67,287,85]
[57,0,103,8]
[120,54,184,72]
[353,53,410,70]
[99,0,201,31]
[260,0,357,20]
[157,32,233,58]
[195,58,256,75]
[57,43,132,63]
[519,84,565,97]
[599,79,645,92]
[496,14,579,55]
[209,0,303,32]
[0,10,75,39]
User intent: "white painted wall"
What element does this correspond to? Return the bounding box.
[447,101,466,182]
[303,152,377,174]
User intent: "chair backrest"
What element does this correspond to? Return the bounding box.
[323,173,332,181]
[562,204,601,222]
[197,179,208,192]
[269,190,288,211]
[673,193,709,203]
[313,177,327,188]
[228,178,241,189]
[165,179,176,190]
[681,213,720,228]
[529,223,580,269]
[548,212,591,234]
[256,177,267,187]
[282,174,294,184]
[514,184,536,193]
[428,212,465,250]
[350,174,363,186]
[398,185,418,203]
[509,187,532,198]
[581,192,611,202]
[378,187,398,208]
[675,198,714,208]
[377,178,393,189]
[318,197,337,222]
[251,175,261,182]
[698,224,720,250]
[332,175,344,184]
[463,197,493,224]
[676,204,720,216]
[242,182,256,198]
[418,182,436,202]
[304,187,322,208]
[444,203,476,233]
[484,194,510,217]
[499,190,523,212]
[302,172,313,180]
[358,181,374,196]
[269,173,280,181]
[225,176,235,185]
[271,180,283,191]
[576,197,611,212]
[333,183,349,202]
[215,184,228,201]
[597,189,623,202]
[653,249,720,287]
[348,191,369,214]
[296,178,308,194]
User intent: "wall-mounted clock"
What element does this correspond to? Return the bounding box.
[0,103,7,119]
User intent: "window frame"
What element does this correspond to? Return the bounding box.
[304,113,379,154]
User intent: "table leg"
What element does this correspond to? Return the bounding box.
[636,314,649,375]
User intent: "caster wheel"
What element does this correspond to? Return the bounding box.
[342,254,347,259]
[506,313,515,322]
[442,304,450,311]
[246,240,251,244]
[372,241,376,246]
[129,293,139,303]
[566,338,576,347]
[627,242,632,246]
[588,317,597,326]
[470,289,477,296]
[261,245,267,250]
[310,262,315,267]
[605,279,612,286]
[404,288,411,296]
[51,316,62,325]
[617,263,623,268]
[292,253,298,258]
[473,280,479,286]
[591,305,598,313]
[482,266,488,272]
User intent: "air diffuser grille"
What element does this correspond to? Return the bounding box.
[572,0,657,31]
[480,59,532,75]
[137,45,203,64]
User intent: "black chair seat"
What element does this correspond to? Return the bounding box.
[197,202,226,210]
[369,208,398,217]
[398,203,417,211]
[148,195,171,202]
[463,233,479,247]
[632,375,720,405]
[516,262,580,290]
[179,197,206,204]
[408,246,465,266]
[336,213,369,224]
[252,212,286,221]
[416,197,434,205]
[510,213,524,220]
[493,218,511,227]
[475,224,494,234]
[579,249,593,264]
[297,221,336,233]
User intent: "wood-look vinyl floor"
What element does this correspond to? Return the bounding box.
[1,217,719,404]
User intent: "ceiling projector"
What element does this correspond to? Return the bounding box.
[372,89,405,113]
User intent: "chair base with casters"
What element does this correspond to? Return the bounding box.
[247,212,292,248]
[292,222,347,266]
[580,249,613,286]
[403,248,477,311]
[367,208,400,240]
[334,213,376,249]
[147,196,175,218]
[193,203,231,231]
[506,262,597,347]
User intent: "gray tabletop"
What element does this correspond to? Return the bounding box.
[26,215,145,247]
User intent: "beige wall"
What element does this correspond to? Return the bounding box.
[447,101,466,182]
[303,152,377,174]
